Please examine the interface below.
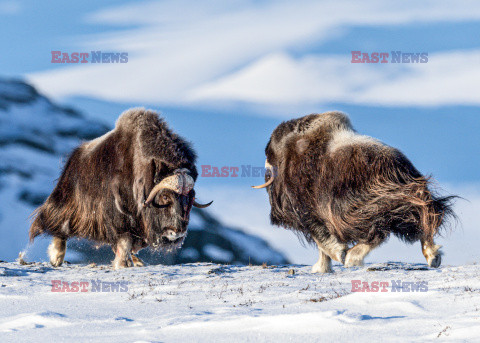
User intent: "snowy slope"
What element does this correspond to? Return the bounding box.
[0,261,479,342]
[0,78,287,266]
[0,78,108,261]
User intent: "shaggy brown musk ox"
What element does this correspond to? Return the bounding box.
[253,112,455,273]
[30,108,212,269]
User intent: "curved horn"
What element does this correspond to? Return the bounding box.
[251,177,274,189]
[251,160,275,189]
[144,182,169,207]
[193,199,213,208]
[143,169,194,207]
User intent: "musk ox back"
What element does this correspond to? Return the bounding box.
[253,111,455,273]
[30,108,211,269]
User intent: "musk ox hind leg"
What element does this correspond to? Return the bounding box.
[311,235,348,273]
[344,241,383,268]
[48,237,67,267]
[312,249,332,273]
[112,234,134,269]
[421,238,442,268]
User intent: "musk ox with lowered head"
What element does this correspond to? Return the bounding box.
[30,108,212,269]
[253,111,455,273]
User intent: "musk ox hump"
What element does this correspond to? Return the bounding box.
[82,129,114,154]
[328,129,382,155]
[268,111,352,155]
[115,108,197,177]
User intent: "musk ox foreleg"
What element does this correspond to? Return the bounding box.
[48,237,67,267]
[421,238,442,268]
[112,234,134,269]
[131,254,145,267]
[129,243,146,267]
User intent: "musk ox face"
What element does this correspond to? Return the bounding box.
[142,168,194,249]
[144,189,194,249]
[142,168,211,250]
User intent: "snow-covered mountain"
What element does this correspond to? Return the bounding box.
[0,77,288,266]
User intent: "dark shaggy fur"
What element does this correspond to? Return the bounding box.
[30,108,198,251]
[264,112,455,249]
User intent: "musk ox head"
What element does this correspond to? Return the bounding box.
[142,167,211,249]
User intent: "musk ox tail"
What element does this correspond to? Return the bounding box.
[29,201,69,242]
[328,177,457,245]
[29,206,46,241]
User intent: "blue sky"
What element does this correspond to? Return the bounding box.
[0,0,478,107]
[0,0,134,75]
[1,0,479,265]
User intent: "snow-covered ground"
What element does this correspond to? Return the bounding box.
[1,261,479,342]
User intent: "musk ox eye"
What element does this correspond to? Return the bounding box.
[150,193,172,208]
[265,169,272,180]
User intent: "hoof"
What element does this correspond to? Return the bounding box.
[131,255,145,267]
[424,244,442,268]
[132,260,145,267]
[113,257,133,270]
[428,253,442,268]
[50,257,64,268]
[311,262,332,274]
[48,239,65,267]
[344,249,364,268]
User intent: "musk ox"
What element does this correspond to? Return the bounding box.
[253,112,455,273]
[30,108,212,269]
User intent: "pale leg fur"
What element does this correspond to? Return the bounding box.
[344,242,378,267]
[48,237,66,267]
[312,250,332,273]
[312,236,347,273]
[131,253,145,267]
[421,239,442,268]
[113,235,133,269]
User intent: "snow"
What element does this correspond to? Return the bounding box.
[0,261,479,342]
